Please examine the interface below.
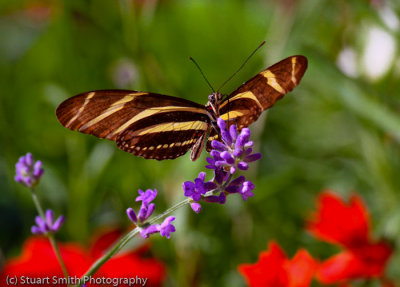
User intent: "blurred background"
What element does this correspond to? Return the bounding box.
[0,0,399,285]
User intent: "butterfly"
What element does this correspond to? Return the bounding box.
[56,55,307,161]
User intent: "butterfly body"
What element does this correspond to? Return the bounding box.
[56,55,307,161]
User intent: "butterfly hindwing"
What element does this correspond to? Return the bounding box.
[218,55,308,129]
[56,90,210,160]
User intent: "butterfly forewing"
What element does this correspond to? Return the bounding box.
[56,90,210,160]
[218,55,308,129]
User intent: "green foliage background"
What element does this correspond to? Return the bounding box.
[1,0,399,286]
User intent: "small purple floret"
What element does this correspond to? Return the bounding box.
[190,202,202,213]
[159,216,176,239]
[136,189,157,206]
[14,153,44,188]
[31,209,65,235]
[183,172,216,202]
[126,208,137,223]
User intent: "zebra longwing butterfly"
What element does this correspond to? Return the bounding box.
[56,55,307,161]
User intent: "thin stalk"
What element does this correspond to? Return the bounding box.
[31,189,70,283]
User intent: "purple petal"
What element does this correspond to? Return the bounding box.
[237,161,249,170]
[35,216,46,230]
[126,208,137,223]
[198,172,206,182]
[52,215,65,232]
[211,140,227,151]
[25,153,33,166]
[138,205,148,222]
[225,185,240,193]
[203,195,221,203]
[45,209,54,226]
[221,151,235,165]
[221,129,232,146]
[233,148,243,158]
[228,175,246,187]
[210,150,222,159]
[144,203,156,221]
[31,226,43,235]
[204,181,217,191]
[244,141,254,148]
[218,193,226,204]
[140,224,159,238]
[229,125,238,140]
[214,168,228,185]
[236,128,251,149]
[159,216,176,239]
[206,157,216,165]
[136,189,157,205]
[190,202,202,213]
[244,153,262,162]
[230,166,237,174]
[183,181,195,195]
[217,118,226,130]
[194,178,207,195]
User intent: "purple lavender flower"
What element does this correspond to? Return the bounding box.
[31,209,65,235]
[182,172,217,201]
[159,216,176,239]
[126,207,137,223]
[190,202,202,213]
[136,189,157,206]
[206,118,261,175]
[15,153,44,188]
[127,189,176,239]
[140,224,159,238]
[138,203,156,222]
[239,181,255,201]
[140,216,176,239]
[183,118,260,212]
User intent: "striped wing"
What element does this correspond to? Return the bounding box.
[218,55,308,129]
[56,90,210,160]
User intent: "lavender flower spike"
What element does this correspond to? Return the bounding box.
[31,209,65,235]
[206,119,261,175]
[15,153,44,188]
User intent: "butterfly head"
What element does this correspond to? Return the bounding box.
[206,92,223,118]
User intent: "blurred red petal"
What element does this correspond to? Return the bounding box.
[238,241,288,287]
[89,228,124,259]
[316,250,363,284]
[307,191,369,248]
[316,240,392,284]
[239,242,316,287]
[1,231,166,287]
[351,241,393,277]
[0,237,91,283]
[285,249,316,287]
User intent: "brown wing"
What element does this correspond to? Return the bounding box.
[218,55,308,129]
[56,90,210,160]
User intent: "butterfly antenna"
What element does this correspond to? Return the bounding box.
[217,41,266,92]
[189,57,215,93]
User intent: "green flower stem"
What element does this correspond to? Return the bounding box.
[31,189,70,282]
[48,234,70,281]
[31,190,45,219]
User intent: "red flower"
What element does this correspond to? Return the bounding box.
[1,229,166,287]
[307,191,393,284]
[238,241,316,287]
